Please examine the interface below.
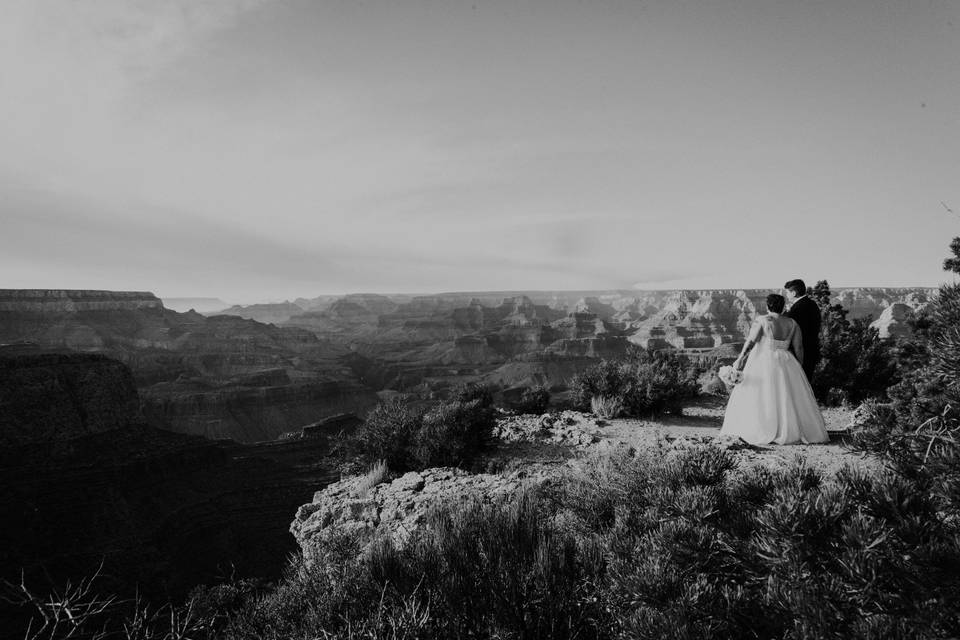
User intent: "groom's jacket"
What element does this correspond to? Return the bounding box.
[785,296,821,375]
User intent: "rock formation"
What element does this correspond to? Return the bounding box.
[279,286,936,401]
[216,301,305,324]
[291,467,546,557]
[831,287,936,321]
[869,303,917,339]
[0,290,379,442]
[494,411,603,447]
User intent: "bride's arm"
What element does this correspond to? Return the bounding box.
[734,319,763,369]
[791,320,804,364]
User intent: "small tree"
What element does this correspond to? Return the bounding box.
[811,280,898,405]
[943,236,960,274]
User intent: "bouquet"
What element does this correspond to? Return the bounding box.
[718,365,743,387]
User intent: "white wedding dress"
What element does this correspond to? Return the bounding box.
[720,314,828,445]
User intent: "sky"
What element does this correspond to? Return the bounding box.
[2,0,959,304]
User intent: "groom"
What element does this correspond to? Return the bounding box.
[783,279,821,382]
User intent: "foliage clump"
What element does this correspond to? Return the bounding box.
[571,348,701,417]
[810,280,900,405]
[513,385,551,414]
[353,393,496,472]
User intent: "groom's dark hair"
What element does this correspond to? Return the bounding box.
[784,279,806,296]
[766,294,786,313]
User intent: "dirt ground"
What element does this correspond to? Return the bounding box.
[592,396,879,475]
[487,396,882,478]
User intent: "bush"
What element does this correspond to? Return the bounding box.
[366,491,607,639]
[411,398,496,468]
[353,399,423,471]
[514,385,551,414]
[450,381,496,406]
[572,349,700,417]
[581,445,959,639]
[810,280,900,405]
[352,395,495,473]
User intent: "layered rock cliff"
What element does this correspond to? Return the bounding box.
[277,287,935,397]
[0,290,380,442]
[0,289,164,313]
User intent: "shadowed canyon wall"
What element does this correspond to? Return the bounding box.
[0,346,343,614]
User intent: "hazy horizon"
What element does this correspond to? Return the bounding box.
[3,0,959,303]
[157,282,944,308]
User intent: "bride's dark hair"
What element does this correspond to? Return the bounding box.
[766,293,786,314]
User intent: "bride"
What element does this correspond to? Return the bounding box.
[720,293,829,445]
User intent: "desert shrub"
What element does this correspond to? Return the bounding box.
[411,398,496,468]
[514,385,551,414]
[217,533,382,639]
[572,349,700,418]
[1,564,223,640]
[450,381,496,407]
[365,490,608,639]
[590,394,624,419]
[577,445,960,639]
[352,395,495,472]
[353,399,423,471]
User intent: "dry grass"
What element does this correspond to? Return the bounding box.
[353,459,389,497]
[590,395,623,419]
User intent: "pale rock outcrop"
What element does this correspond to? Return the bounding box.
[832,288,936,321]
[869,303,916,339]
[291,467,546,557]
[495,410,603,447]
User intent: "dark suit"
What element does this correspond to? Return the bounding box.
[785,296,821,382]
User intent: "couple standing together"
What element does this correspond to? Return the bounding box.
[720,279,830,445]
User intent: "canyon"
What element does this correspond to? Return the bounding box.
[0,288,934,444]
[249,287,936,400]
[0,290,377,442]
[0,345,348,618]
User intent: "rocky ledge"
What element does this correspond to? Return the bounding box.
[494,410,603,447]
[291,467,550,558]
[290,402,861,563]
